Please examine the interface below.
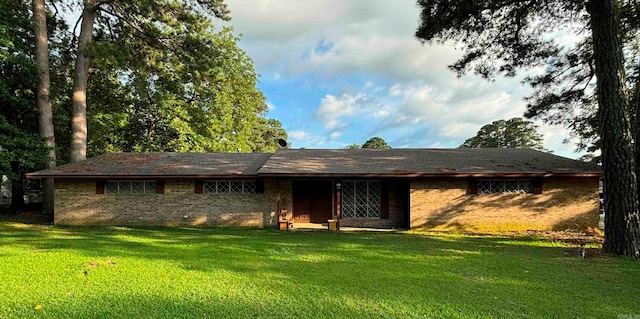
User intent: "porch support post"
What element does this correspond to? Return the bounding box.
[276,179,282,227]
[335,182,342,230]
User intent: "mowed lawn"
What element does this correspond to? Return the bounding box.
[0,221,639,319]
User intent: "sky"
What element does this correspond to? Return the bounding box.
[223,0,582,158]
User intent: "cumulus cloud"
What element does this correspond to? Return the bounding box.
[315,93,362,129]
[224,0,582,158]
[288,130,309,140]
[226,0,459,82]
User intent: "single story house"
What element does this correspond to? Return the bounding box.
[26,148,601,232]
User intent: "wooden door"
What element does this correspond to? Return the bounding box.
[293,180,332,223]
[293,181,311,222]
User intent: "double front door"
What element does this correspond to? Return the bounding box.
[292,180,332,223]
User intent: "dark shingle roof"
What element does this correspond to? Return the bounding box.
[258,148,601,176]
[26,149,600,179]
[27,152,272,178]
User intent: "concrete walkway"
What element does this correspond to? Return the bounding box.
[291,222,399,232]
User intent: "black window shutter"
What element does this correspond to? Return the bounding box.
[532,178,543,194]
[256,180,265,193]
[467,179,478,194]
[195,180,204,194]
[156,180,165,194]
[381,180,390,219]
[96,181,105,194]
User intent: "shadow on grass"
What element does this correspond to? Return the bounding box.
[1,222,639,318]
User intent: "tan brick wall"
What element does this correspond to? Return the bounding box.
[409,177,599,232]
[54,179,280,228]
[278,179,294,220]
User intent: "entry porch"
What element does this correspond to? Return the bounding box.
[274,178,409,230]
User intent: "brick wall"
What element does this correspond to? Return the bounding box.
[55,176,596,231]
[409,177,599,232]
[54,179,280,228]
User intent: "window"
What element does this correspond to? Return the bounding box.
[342,180,381,219]
[203,180,257,194]
[105,180,157,194]
[477,179,532,194]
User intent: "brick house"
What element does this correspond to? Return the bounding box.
[27,148,601,231]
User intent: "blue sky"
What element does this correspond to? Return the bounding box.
[224,0,581,158]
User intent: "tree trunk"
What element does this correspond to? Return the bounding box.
[635,76,640,220]
[70,0,98,162]
[587,0,640,258]
[32,0,56,216]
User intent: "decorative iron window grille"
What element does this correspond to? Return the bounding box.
[477,180,532,194]
[203,180,257,194]
[105,180,156,194]
[342,180,381,219]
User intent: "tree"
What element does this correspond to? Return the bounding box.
[0,117,48,182]
[460,118,545,150]
[1,0,284,217]
[587,0,639,256]
[416,0,640,257]
[69,0,231,161]
[32,0,56,215]
[362,137,391,149]
[0,0,66,209]
[345,143,362,149]
[69,0,98,162]
[84,23,282,154]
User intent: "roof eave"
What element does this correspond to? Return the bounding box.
[257,172,602,178]
[25,174,260,179]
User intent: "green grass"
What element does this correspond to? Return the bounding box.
[0,222,638,318]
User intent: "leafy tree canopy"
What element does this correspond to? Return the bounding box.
[0,0,287,182]
[362,137,391,149]
[460,117,545,150]
[344,143,362,149]
[415,0,640,257]
[0,116,47,181]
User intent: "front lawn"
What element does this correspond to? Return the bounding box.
[0,221,638,318]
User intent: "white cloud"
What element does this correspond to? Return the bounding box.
[389,85,402,96]
[226,0,460,82]
[375,82,521,140]
[225,0,583,158]
[288,130,309,140]
[315,80,578,156]
[372,109,390,118]
[315,93,367,129]
[266,101,276,111]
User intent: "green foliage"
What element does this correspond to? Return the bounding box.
[523,2,639,157]
[0,0,68,178]
[84,1,284,154]
[344,143,362,149]
[460,117,545,150]
[1,223,640,318]
[415,0,574,79]
[415,0,639,157]
[0,116,47,180]
[361,137,391,149]
[0,0,38,134]
[1,0,286,169]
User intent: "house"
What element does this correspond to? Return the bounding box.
[26,148,601,232]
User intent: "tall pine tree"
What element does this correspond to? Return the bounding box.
[416,0,640,257]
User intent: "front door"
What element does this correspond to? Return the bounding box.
[293,180,332,223]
